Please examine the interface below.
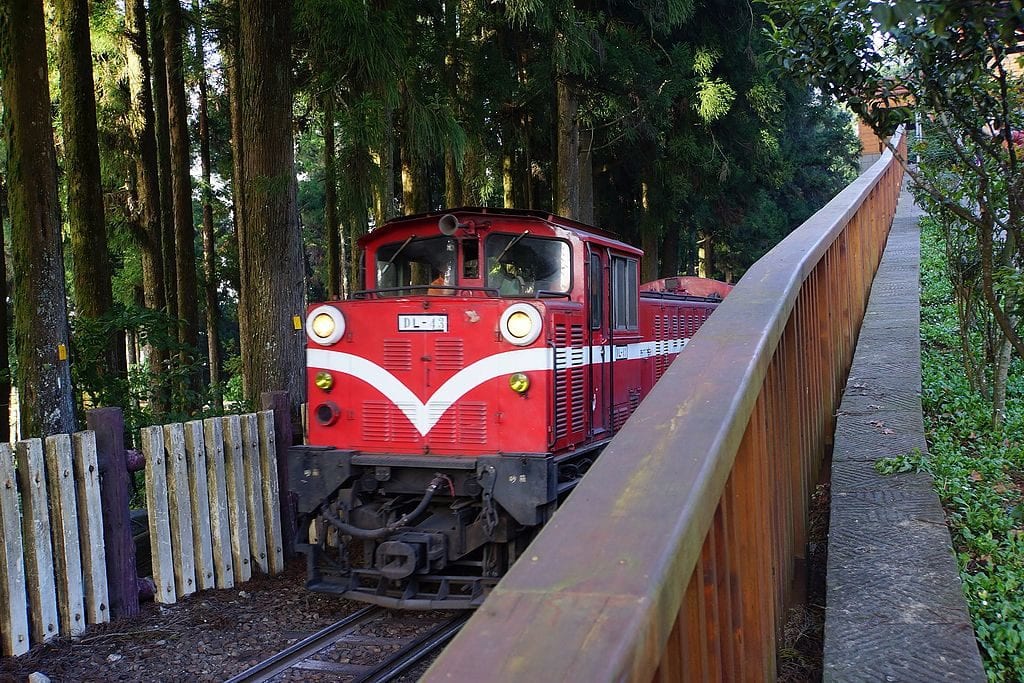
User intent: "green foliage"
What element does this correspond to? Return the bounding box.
[885,220,1024,680]
[70,306,229,435]
[767,0,1024,396]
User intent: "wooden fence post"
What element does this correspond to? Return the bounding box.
[0,442,29,655]
[86,407,139,619]
[260,391,296,558]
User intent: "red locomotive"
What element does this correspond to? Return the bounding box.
[290,208,731,608]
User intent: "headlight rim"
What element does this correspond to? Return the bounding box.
[499,303,542,346]
[306,305,346,345]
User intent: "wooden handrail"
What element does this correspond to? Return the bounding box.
[424,130,906,681]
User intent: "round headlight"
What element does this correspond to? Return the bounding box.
[312,314,335,338]
[499,304,542,346]
[314,371,334,391]
[509,372,530,394]
[305,305,346,345]
[506,312,533,339]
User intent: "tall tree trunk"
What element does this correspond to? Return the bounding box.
[151,0,178,323]
[555,77,580,219]
[659,221,681,278]
[372,104,396,227]
[502,149,514,208]
[164,0,199,407]
[221,0,249,397]
[1,0,77,436]
[125,0,168,413]
[698,231,712,279]
[195,0,222,411]
[992,331,1013,427]
[0,175,10,442]
[445,148,461,208]
[238,0,306,407]
[55,0,127,399]
[323,94,340,299]
[639,182,659,282]
[578,127,594,224]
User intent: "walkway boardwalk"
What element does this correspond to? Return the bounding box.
[823,186,985,679]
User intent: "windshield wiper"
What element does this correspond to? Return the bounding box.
[379,236,415,276]
[491,231,529,266]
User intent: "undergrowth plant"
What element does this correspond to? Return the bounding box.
[877,217,1024,680]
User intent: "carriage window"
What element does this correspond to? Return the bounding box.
[611,256,638,330]
[485,234,571,296]
[589,253,603,330]
[375,236,457,294]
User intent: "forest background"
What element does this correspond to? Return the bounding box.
[0,0,859,441]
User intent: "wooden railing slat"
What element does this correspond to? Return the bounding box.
[221,415,252,583]
[240,413,269,574]
[0,442,30,655]
[163,423,197,597]
[184,420,216,591]
[141,426,176,604]
[43,434,86,637]
[257,410,284,574]
[15,439,59,643]
[203,417,234,589]
[72,431,109,626]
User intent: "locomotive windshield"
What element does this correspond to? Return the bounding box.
[376,236,457,293]
[485,234,571,296]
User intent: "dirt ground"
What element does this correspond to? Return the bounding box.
[0,561,360,683]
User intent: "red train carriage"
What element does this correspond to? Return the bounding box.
[290,208,732,608]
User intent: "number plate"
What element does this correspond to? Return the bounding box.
[398,314,448,332]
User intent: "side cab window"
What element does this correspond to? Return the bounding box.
[589,252,603,330]
[611,255,638,330]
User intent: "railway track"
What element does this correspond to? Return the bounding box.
[224,606,468,683]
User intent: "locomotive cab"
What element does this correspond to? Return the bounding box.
[291,208,730,608]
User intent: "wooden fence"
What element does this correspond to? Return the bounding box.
[0,411,284,656]
[425,131,907,680]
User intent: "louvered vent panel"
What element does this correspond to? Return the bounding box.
[553,323,568,439]
[458,403,488,444]
[427,402,487,445]
[612,404,630,431]
[362,401,417,441]
[383,339,412,371]
[570,325,586,433]
[428,405,457,444]
[434,339,464,370]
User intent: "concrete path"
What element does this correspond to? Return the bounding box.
[822,186,986,680]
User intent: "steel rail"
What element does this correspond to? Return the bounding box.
[222,606,383,683]
[354,613,469,683]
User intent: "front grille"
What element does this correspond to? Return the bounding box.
[434,339,464,370]
[427,402,487,445]
[362,401,418,441]
[383,339,412,371]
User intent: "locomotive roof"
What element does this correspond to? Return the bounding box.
[361,206,641,254]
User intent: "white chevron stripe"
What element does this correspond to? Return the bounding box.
[307,337,691,436]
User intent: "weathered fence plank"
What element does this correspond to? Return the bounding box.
[44,434,86,637]
[141,427,176,604]
[222,415,252,583]
[184,420,216,591]
[0,442,30,655]
[163,423,197,597]
[72,431,109,625]
[260,392,295,558]
[86,408,138,619]
[257,410,284,574]
[15,439,59,643]
[240,413,269,573]
[203,417,234,588]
